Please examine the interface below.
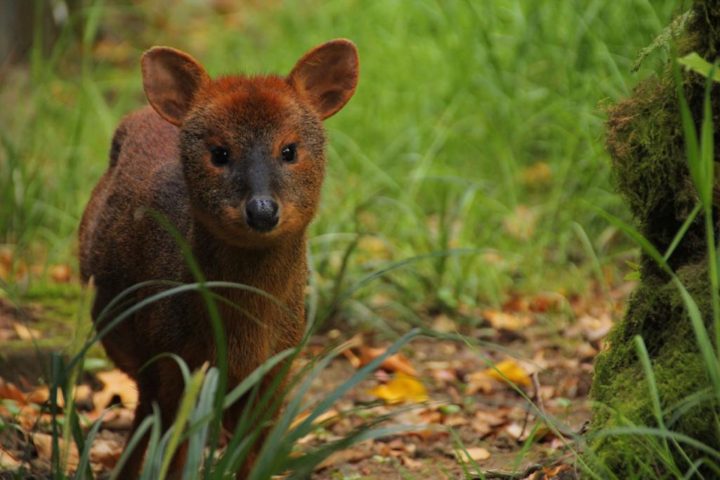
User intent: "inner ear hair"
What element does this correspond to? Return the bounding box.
[288,39,359,120]
[141,47,209,126]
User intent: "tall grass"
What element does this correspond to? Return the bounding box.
[0,0,679,319]
[1,1,706,478]
[43,232,422,478]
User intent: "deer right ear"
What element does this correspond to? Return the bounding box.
[288,39,359,120]
[141,47,209,126]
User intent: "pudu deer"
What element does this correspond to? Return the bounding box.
[79,39,359,478]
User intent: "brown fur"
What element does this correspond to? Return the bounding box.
[79,39,359,478]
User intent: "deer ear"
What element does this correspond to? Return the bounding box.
[288,39,359,120]
[141,47,209,126]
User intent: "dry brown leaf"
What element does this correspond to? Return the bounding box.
[15,404,44,430]
[466,371,497,395]
[418,408,443,424]
[94,370,138,412]
[25,384,92,411]
[342,348,361,368]
[290,408,340,430]
[431,314,457,333]
[0,380,27,404]
[543,464,572,476]
[90,438,122,470]
[98,408,134,430]
[401,454,423,470]
[529,293,562,312]
[359,345,417,376]
[12,322,40,341]
[32,433,79,471]
[482,310,533,331]
[456,446,491,463]
[505,422,525,440]
[369,373,428,404]
[49,264,72,283]
[577,313,613,342]
[317,446,372,470]
[444,414,468,427]
[26,386,50,405]
[429,366,457,386]
[0,446,21,470]
[471,409,509,437]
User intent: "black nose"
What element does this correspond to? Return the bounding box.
[245,196,279,232]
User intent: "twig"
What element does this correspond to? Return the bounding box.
[481,463,542,479]
[518,371,545,441]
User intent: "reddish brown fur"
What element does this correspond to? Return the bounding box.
[79,40,358,478]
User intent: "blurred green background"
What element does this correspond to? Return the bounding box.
[0,0,681,330]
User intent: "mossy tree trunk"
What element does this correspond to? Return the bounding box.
[591,1,720,475]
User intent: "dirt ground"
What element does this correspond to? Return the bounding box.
[0,280,628,479]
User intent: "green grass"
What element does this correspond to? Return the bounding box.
[2,0,707,478]
[0,0,680,320]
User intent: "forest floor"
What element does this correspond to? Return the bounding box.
[0,277,630,479]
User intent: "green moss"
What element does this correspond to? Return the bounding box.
[591,1,720,476]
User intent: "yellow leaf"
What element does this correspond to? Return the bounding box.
[484,359,531,386]
[520,161,552,186]
[369,373,428,404]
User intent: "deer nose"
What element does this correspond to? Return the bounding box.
[245,196,279,232]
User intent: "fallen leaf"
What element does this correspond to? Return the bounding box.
[90,438,122,470]
[342,347,362,368]
[482,310,533,331]
[98,408,134,430]
[0,446,21,470]
[12,322,40,341]
[290,408,340,430]
[543,464,572,476]
[431,314,457,333]
[317,446,372,470]
[0,380,27,404]
[49,264,72,283]
[466,371,496,395]
[369,373,428,404]
[505,422,526,440]
[484,359,531,387]
[578,313,613,342]
[456,446,491,462]
[529,293,562,312]
[444,414,468,427]
[32,433,79,471]
[359,346,417,376]
[429,366,457,386]
[94,370,138,412]
[502,205,538,240]
[401,454,423,470]
[520,161,552,186]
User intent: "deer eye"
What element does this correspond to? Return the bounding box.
[280,143,297,163]
[210,146,230,166]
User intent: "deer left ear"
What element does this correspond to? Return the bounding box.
[287,39,359,120]
[141,47,209,126]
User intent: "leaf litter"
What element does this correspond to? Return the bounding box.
[0,279,628,479]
